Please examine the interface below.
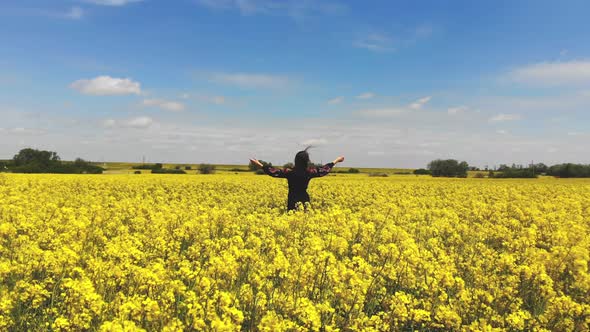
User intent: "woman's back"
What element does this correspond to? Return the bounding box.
[251,148,344,211]
[262,162,335,210]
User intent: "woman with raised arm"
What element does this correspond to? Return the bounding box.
[250,147,344,211]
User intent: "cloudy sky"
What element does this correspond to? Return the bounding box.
[1,0,589,168]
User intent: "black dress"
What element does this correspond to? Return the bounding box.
[262,162,335,211]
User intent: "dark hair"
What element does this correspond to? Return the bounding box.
[294,146,312,173]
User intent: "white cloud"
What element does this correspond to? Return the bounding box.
[509,60,590,86]
[182,93,227,105]
[70,76,142,95]
[328,97,343,104]
[447,106,468,115]
[103,116,154,129]
[356,92,375,99]
[195,0,346,19]
[65,7,84,19]
[357,107,407,117]
[103,119,116,128]
[84,0,143,6]
[126,116,153,128]
[9,127,47,135]
[357,96,432,117]
[209,96,226,105]
[489,113,522,122]
[23,6,85,20]
[567,131,588,137]
[353,33,394,52]
[409,96,431,110]
[210,72,291,89]
[414,24,434,38]
[143,99,185,112]
[496,129,508,135]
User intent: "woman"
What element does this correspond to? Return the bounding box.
[250,147,344,211]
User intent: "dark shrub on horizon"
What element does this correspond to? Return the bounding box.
[368,172,388,177]
[132,163,163,170]
[151,169,186,174]
[413,168,432,175]
[427,159,469,178]
[547,163,590,178]
[10,150,103,174]
[491,168,537,178]
[199,164,216,174]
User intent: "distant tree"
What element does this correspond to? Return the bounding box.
[185,166,192,170]
[175,165,182,170]
[132,164,162,170]
[473,172,485,178]
[198,164,216,174]
[134,170,142,174]
[427,159,469,177]
[348,168,360,173]
[498,164,510,171]
[547,163,590,178]
[283,162,294,169]
[152,169,186,174]
[458,161,469,177]
[492,167,537,178]
[468,166,480,171]
[413,168,431,175]
[368,172,388,177]
[13,148,60,167]
[74,158,86,165]
[11,149,103,174]
[533,163,548,174]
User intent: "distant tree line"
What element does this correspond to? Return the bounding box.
[427,159,469,177]
[132,163,164,170]
[421,159,590,178]
[2,148,103,174]
[546,163,590,178]
[133,162,215,174]
[413,168,432,175]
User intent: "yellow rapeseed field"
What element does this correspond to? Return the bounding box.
[0,173,589,331]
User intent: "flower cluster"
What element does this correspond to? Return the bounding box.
[0,173,589,331]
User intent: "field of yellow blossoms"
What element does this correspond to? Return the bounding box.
[0,173,589,331]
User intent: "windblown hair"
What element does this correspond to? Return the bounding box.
[294,146,312,173]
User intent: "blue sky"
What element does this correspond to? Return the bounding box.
[1,0,589,168]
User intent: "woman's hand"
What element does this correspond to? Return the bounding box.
[249,158,264,168]
[333,156,344,164]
